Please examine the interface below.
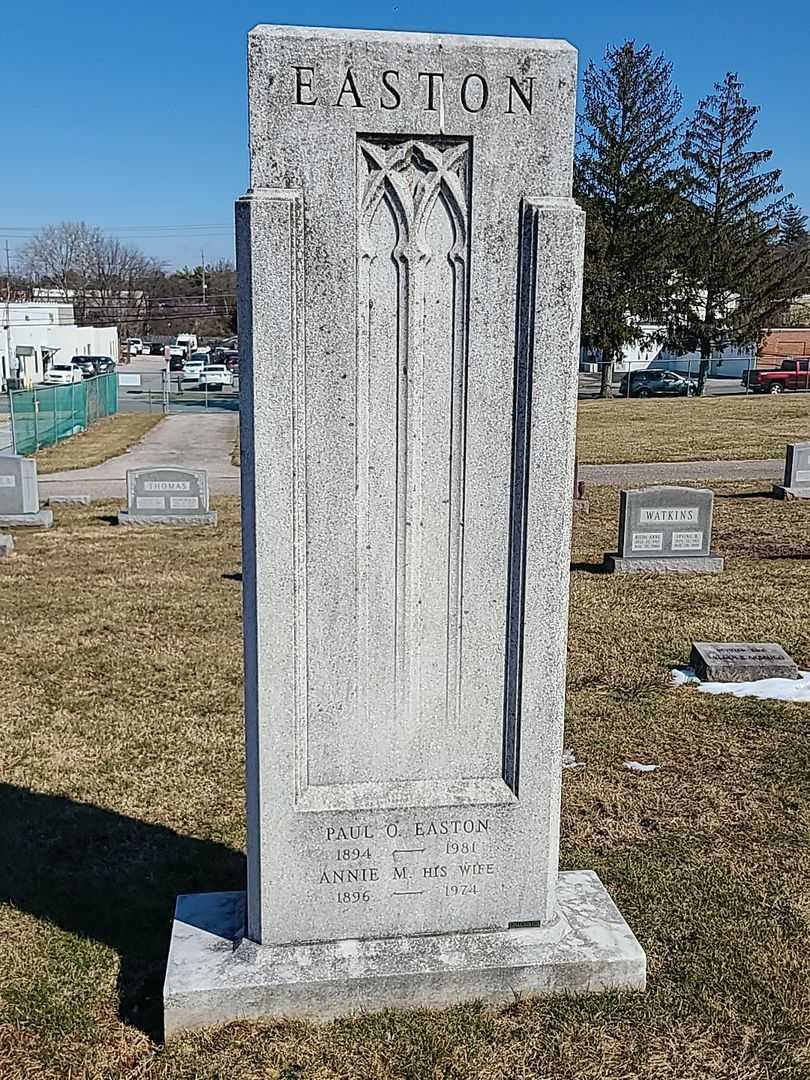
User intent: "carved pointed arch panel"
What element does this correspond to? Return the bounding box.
[355,135,472,784]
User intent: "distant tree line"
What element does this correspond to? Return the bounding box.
[4,222,236,341]
[577,41,810,396]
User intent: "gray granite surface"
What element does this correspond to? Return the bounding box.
[605,554,724,574]
[0,510,53,528]
[163,870,646,1036]
[690,642,800,682]
[0,455,40,516]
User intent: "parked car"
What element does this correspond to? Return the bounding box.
[617,369,696,398]
[71,356,97,378]
[741,357,810,393]
[71,355,115,377]
[124,338,143,355]
[198,365,234,390]
[149,341,166,356]
[169,344,186,359]
[44,363,83,385]
[169,355,185,372]
[181,359,205,382]
[222,350,239,372]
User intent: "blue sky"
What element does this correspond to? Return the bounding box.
[1,0,808,270]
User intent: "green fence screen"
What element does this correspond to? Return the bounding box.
[10,374,118,455]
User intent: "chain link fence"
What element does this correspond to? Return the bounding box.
[8,374,118,455]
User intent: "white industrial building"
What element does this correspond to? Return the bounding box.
[1,302,119,389]
[580,330,757,380]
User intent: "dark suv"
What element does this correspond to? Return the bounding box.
[618,369,696,398]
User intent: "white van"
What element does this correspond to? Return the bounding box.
[176,333,198,355]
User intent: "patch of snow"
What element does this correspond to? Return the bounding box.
[671,668,810,703]
[671,666,699,686]
[624,761,659,773]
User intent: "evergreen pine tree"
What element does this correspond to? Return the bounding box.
[676,73,807,393]
[576,41,685,397]
[780,202,809,248]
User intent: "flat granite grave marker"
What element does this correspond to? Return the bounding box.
[773,442,810,500]
[0,456,53,528]
[163,23,645,1035]
[117,468,216,526]
[604,486,723,573]
[691,642,800,682]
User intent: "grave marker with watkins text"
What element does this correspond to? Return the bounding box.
[605,486,723,573]
[163,24,646,1034]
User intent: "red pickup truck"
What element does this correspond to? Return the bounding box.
[742,357,810,393]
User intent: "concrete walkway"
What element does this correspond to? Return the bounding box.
[39,413,240,500]
[580,457,782,486]
[36,413,782,502]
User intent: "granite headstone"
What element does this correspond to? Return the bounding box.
[0,533,14,557]
[604,486,723,573]
[691,641,800,682]
[0,456,53,528]
[117,468,216,526]
[773,442,810,500]
[163,23,645,1035]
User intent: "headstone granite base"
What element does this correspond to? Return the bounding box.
[118,510,218,527]
[47,495,92,508]
[605,554,724,574]
[0,534,14,557]
[0,510,53,529]
[772,485,810,500]
[163,871,646,1036]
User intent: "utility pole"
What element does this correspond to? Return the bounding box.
[4,241,13,392]
[201,249,206,309]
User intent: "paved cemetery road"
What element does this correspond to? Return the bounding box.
[38,414,240,500]
[581,457,783,486]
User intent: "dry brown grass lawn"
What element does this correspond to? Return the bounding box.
[577,394,810,464]
[0,489,808,1078]
[33,414,164,474]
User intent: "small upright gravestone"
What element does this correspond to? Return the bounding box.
[773,442,810,500]
[163,23,645,1036]
[0,456,53,528]
[691,642,800,682]
[117,468,216,526]
[0,534,14,557]
[604,486,723,573]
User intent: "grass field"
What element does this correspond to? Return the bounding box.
[577,394,810,464]
[0,489,808,1078]
[33,414,164,474]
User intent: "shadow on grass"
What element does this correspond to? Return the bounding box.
[569,561,609,574]
[222,571,242,582]
[714,490,773,500]
[0,783,245,1042]
[95,514,119,525]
